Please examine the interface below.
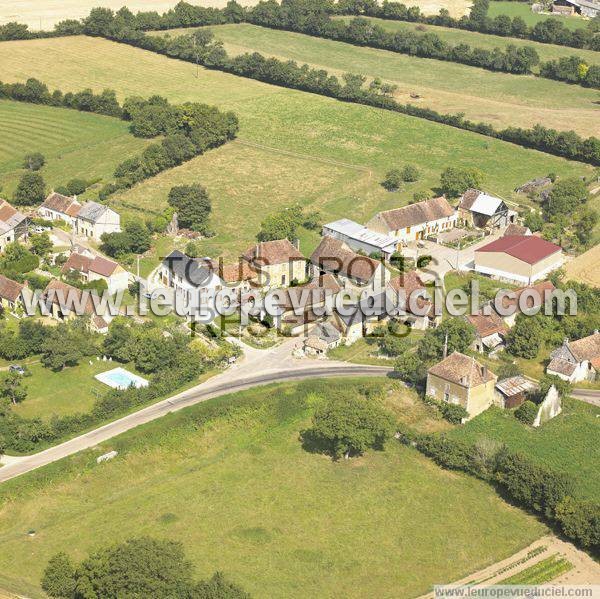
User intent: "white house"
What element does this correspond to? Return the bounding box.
[546,331,600,383]
[322,219,399,260]
[61,251,130,294]
[75,201,121,240]
[366,196,456,244]
[0,199,28,252]
[38,192,82,225]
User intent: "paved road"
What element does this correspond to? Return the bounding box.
[571,388,600,408]
[0,351,393,483]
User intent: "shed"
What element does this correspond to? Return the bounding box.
[495,376,538,409]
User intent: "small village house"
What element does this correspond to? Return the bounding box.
[503,223,531,237]
[366,196,456,244]
[310,236,389,291]
[38,192,82,226]
[385,271,440,330]
[332,291,389,345]
[426,352,497,419]
[75,201,121,241]
[321,219,399,261]
[61,251,130,294]
[465,311,507,353]
[302,322,342,356]
[458,189,516,230]
[546,331,600,383]
[474,235,563,284]
[243,239,306,289]
[552,0,600,17]
[0,199,28,252]
[0,274,31,316]
[495,376,538,409]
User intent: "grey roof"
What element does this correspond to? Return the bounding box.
[315,321,341,343]
[76,201,110,223]
[495,376,537,397]
[563,0,600,9]
[469,193,506,217]
[323,219,398,251]
[336,292,387,327]
[164,250,215,288]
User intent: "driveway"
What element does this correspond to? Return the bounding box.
[0,338,392,483]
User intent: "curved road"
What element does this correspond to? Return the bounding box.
[0,364,393,483]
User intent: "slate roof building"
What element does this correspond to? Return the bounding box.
[366,196,456,244]
[546,331,600,383]
[75,201,121,241]
[0,199,28,252]
[552,0,600,17]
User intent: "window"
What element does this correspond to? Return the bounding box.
[281,274,286,285]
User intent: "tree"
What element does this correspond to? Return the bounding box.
[401,164,420,182]
[394,351,427,389]
[514,400,538,425]
[65,178,87,196]
[23,152,45,171]
[439,166,483,198]
[381,168,402,191]
[417,318,476,362]
[41,553,76,599]
[167,185,212,232]
[13,172,46,206]
[523,210,544,233]
[506,314,543,359]
[29,232,53,257]
[0,242,39,277]
[41,325,85,371]
[0,371,27,405]
[257,205,304,242]
[191,572,250,598]
[308,394,395,459]
[124,221,152,254]
[539,374,572,399]
[544,178,589,221]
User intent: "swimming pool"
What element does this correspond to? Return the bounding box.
[95,367,149,390]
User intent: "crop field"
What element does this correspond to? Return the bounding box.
[0,379,545,598]
[0,99,150,200]
[337,16,600,66]
[564,241,600,287]
[154,23,600,137]
[449,399,600,501]
[488,1,587,30]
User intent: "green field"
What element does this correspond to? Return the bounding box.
[488,1,587,30]
[337,16,600,66]
[0,379,545,598]
[0,36,592,259]
[500,554,573,584]
[155,23,600,137]
[449,399,600,501]
[0,99,150,200]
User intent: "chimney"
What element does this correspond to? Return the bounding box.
[480,365,487,378]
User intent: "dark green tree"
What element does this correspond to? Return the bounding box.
[13,172,46,206]
[381,168,403,191]
[41,553,76,599]
[23,152,45,171]
[168,184,212,232]
[439,167,483,198]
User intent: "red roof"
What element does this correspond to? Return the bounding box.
[476,235,561,265]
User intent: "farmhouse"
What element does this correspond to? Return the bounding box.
[61,251,129,294]
[42,279,109,333]
[474,235,563,284]
[385,271,439,329]
[546,331,600,383]
[458,189,515,230]
[0,274,31,316]
[39,192,82,225]
[552,0,600,17]
[310,236,388,290]
[426,352,497,419]
[366,196,456,244]
[75,201,121,241]
[0,199,28,252]
[243,239,306,289]
[465,311,507,353]
[321,218,398,260]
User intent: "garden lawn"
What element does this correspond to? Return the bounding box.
[0,99,150,200]
[154,23,600,137]
[0,379,545,598]
[449,399,600,501]
[337,16,600,66]
[12,360,144,420]
[488,1,587,30]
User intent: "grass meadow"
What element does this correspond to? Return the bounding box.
[154,23,600,136]
[0,35,592,258]
[0,379,546,598]
[488,1,587,30]
[0,99,150,200]
[449,399,600,501]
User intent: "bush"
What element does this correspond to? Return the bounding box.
[381,168,403,191]
[23,152,45,171]
[401,164,420,182]
[514,400,538,425]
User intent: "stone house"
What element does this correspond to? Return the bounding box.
[38,192,82,226]
[385,270,440,330]
[243,239,306,289]
[0,274,31,316]
[493,280,556,328]
[0,199,28,252]
[546,331,600,383]
[465,311,507,353]
[426,352,497,419]
[458,189,515,230]
[75,201,121,241]
[61,251,130,294]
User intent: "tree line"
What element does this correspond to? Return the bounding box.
[99,26,600,165]
[0,78,239,200]
[398,427,600,553]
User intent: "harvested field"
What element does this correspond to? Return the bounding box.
[564,242,600,288]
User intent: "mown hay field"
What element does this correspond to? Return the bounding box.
[564,239,600,287]
[0,379,546,598]
[0,99,150,199]
[0,35,592,257]
[154,23,600,137]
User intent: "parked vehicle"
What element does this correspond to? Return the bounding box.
[8,365,25,375]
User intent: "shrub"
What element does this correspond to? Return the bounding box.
[514,400,538,425]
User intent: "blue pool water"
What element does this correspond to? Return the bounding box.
[95,367,149,390]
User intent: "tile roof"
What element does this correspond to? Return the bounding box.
[476,235,562,265]
[280,274,341,311]
[244,239,305,266]
[0,199,27,231]
[61,253,92,275]
[377,196,455,231]
[43,279,95,314]
[504,224,530,237]
[62,252,120,278]
[310,236,380,283]
[466,311,507,338]
[0,274,24,302]
[41,192,80,215]
[90,255,119,278]
[567,332,600,363]
[547,358,577,377]
[387,270,433,316]
[498,281,556,312]
[428,351,496,388]
[213,260,259,284]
